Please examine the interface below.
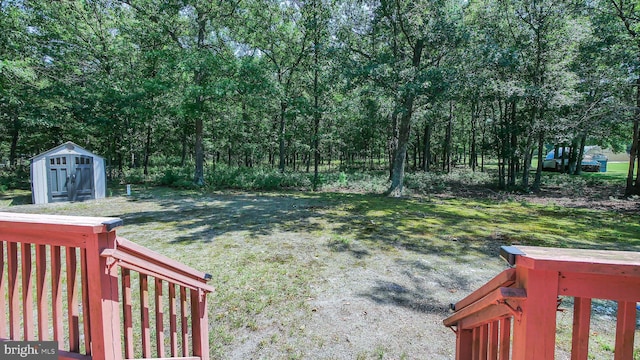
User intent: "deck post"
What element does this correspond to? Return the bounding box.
[511,267,559,360]
[191,288,210,360]
[85,230,122,360]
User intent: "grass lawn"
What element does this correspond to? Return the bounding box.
[0,186,639,359]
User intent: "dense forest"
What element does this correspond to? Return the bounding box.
[1,0,639,196]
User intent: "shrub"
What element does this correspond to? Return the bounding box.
[404,168,495,195]
[205,165,312,191]
[0,166,31,190]
[157,167,193,188]
[122,167,146,184]
[316,170,389,193]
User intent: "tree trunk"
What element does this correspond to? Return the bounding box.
[387,107,413,197]
[522,121,535,190]
[481,105,487,172]
[193,13,207,186]
[278,101,287,173]
[533,131,544,190]
[508,100,517,187]
[470,101,478,171]
[443,101,453,173]
[312,3,321,191]
[193,112,205,185]
[495,100,506,189]
[9,115,20,168]
[388,111,399,180]
[143,122,152,176]
[568,137,580,175]
[413,131,420,170]
[387,39,424,197]
[626,76,640,196]
[575,133,587,176]
[181,120,188,167]
[423,122,432,172]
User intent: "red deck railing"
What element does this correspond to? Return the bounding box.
[444,245,640,360]
[0,212,214,360]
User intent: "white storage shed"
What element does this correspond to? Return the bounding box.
[30,142,106,204]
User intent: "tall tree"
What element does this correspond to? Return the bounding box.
[339,0,461,196]
[122,0,240,185]
[607,0,640,195]
[0,3,35,166]
[238,0,310,173]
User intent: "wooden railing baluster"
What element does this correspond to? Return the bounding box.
[21,242,34,340]
[36,244,48,341]
[169,282,178,357]
[571,297,591,360]
[50,245,64,348]
[122,268,134,358]
[8,241,19,339]
[155,278,165,358]
[80,248,91,354]
[181,286,189,357]
[614,301,637,360]
[488,321,498,360]
[479,323,489,360]
[498,317,510,360]
[66,246,80,353]
[0,242,6,338]
[140,273,151,358]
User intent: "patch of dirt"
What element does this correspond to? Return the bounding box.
[518,185,640,213]
[222,230,504,360]
[431,182,640,213]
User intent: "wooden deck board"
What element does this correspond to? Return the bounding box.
[513,246,640,276]
[0,212,122,233]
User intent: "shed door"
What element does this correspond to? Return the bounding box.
[72,155,94,201]
[47,155,95,202]
[47,156,69,202]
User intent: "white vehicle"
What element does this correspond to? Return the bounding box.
[542,147,606,172]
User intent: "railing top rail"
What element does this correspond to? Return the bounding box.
[443,287,526,328]
[101,248,215,293]
[0,212,123,234]
[451,268,516,311]
[501,245,640,276]
[115,237,213,287]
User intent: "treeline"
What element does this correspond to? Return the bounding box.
[1,0,639,195]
